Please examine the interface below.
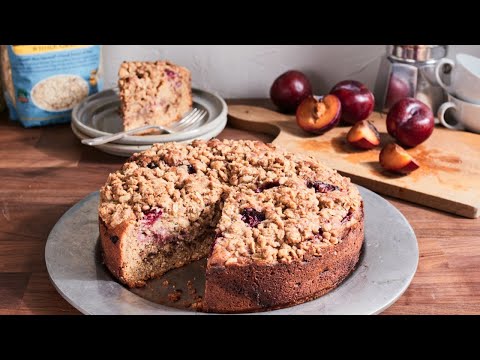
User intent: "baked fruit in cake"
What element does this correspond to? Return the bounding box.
[118,61,192,131]
[99,139,364,313]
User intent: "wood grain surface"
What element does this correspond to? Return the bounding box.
[0,99,479,315]
[229,105,480,218]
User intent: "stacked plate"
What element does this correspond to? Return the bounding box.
[71,88,228,157]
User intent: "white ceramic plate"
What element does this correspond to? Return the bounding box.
[71,88,228,145]
[45,186,418,315]
[71,118,227,157]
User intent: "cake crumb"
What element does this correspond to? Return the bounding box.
[190,296,203,311]
[162,280,169,287]
[168,290,183,302]
[187,280,197,296]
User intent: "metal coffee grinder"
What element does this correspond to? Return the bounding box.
[375,45,450,115]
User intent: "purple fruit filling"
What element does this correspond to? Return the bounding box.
[143,208,163,225]
[187,165,196,174]
[110,235,119,244]
[255,180,280,193]
[147,162,158,169]
[208,232,224,255]
[153,233,176,244]
[153,233,166,243]
[307,180,339,193]
[165,69,176,79]
[342,210,353,223]
[313,227,324,240]
[241,208,266,228]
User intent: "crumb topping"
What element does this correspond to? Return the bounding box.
[99,139,362,264]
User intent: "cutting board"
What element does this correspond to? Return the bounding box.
[228,105,480,218]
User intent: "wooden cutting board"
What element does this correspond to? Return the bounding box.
[228,105,480,218]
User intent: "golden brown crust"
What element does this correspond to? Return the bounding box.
[99,218,143,287]
[100,218,124,284]
[203,204,364,313]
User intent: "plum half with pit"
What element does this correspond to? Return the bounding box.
[347,120,381,150]
[379,143,419,174]
[296,95,341,135]
[330,80,375,124]
[386,98,434,148]
[270,70,313,113]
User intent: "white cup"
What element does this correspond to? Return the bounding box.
[437,93,480,133]
[435,53,480,104]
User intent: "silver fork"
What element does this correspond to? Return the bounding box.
[81,108,207,146]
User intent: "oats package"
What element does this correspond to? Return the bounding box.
[0,45,103,127]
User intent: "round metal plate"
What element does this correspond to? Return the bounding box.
[71,88,228,145]
[45,186,418,315]
[70,117,227,157]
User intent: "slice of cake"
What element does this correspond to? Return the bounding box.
[118,61,192,131]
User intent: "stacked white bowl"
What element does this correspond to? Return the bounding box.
[436,53,480,134]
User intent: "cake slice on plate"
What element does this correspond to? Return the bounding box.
[118,61,192,131]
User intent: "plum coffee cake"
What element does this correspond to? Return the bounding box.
[118,61,192,131]
[99,139,364,313]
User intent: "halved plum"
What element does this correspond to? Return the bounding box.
[296,95,341,135]
[379,143,419,174]
[347,120,381,150]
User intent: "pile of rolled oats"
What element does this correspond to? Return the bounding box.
[31,75,89,111]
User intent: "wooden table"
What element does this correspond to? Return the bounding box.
[1,99,479,315]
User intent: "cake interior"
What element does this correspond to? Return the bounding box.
[120,177,224,286]
[128,228,214,286]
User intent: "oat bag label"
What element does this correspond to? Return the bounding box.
[1,45,103,127]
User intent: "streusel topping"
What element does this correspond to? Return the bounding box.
[99,139,362,264]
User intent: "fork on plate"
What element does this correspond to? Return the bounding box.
[81,108,207,146]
